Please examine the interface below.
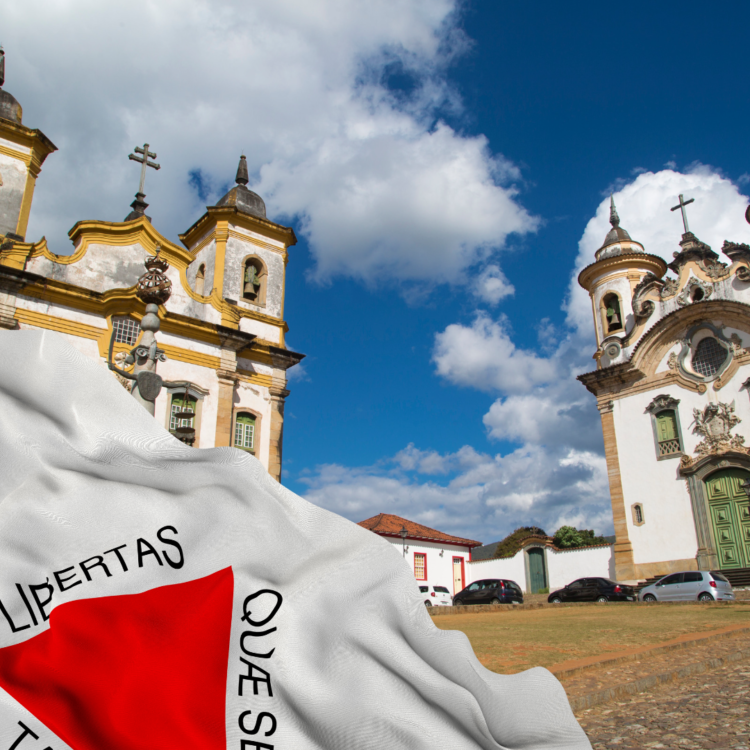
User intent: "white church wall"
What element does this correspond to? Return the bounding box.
[238,316,283,345]
[613,390,699,566]
[0,151,28,237]
[186,238,216,298]
[17,296,108,331]
[26,243,148,293]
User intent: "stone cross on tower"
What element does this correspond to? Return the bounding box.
[125,143,160,222]
[671,193,695,234]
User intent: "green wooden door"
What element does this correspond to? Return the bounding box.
[704,468,750,570]
[528,548,547,593]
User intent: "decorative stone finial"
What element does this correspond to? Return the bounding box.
[609,195,620,228]
[235,155,249,186]
[135,245,172,306]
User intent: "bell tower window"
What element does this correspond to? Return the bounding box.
[242,257,267,306]
[602,293,623,333]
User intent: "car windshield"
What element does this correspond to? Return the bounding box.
[433,586,450,593]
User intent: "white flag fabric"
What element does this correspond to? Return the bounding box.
[0,329,590,750]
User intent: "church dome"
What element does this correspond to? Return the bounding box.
[0,48,22,124]
[0,89,22,124]
[214,155,266,220]
[595,196,643,260]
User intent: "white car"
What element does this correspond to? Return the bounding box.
[419,584,453,607]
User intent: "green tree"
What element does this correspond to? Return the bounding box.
[552,525,608,549]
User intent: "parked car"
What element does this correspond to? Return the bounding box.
[419,584,453,607]
[452,579,524,606]
[547,577,636,603]
[639,571,735,602]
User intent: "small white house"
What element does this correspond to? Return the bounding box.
[358,514,482,596]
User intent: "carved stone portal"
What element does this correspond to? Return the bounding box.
[681,401,749,469]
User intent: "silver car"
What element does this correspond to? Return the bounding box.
[639,570,735,602]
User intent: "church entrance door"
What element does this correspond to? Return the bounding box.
[704,468,750,570]
[527,548,547,593]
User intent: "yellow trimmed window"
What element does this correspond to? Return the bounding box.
[234,413,255,452]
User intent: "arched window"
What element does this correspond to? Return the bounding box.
[691,337,727,378]
[195,264,205,296]
[602,293,623,333]
[242,257,266,305]
[632,503,645,525]
[234,412,256,452]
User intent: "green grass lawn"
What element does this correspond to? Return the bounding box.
[432,604,750,674]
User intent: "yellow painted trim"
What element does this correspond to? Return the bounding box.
[213,221,228,298]
[227,229,286,256]
[0,143,31,165]
[159,343,221,369]
[15,307,105,340]
[186,232,215,257]
[15,170,37,239]
[236,368,273,388]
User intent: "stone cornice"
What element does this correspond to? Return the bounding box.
[578,253,667,292]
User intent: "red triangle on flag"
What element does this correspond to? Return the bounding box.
[0,567,234,750]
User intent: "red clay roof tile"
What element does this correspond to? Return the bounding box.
[358,513,481,548]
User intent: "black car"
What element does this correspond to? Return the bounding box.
[453,579,524,606]
[547,577,636,603]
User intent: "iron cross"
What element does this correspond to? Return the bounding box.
[128,143,160,195]
[670,193,695,233]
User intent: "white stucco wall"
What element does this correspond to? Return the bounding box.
[0,151,28,237]
[466,545,615,593]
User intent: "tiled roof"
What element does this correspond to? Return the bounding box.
[358,513,482,548]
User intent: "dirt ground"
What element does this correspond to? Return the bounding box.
[431,602,750,674]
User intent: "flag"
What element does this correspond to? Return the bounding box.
[0,329,590,749]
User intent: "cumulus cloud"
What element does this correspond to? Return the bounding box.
[6,0,536,288]
[433,313,556,394]
[303,166,750,543]
[472,263,515,305]
[301,443,610,543]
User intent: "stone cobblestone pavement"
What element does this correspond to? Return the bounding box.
[572,637,750,749]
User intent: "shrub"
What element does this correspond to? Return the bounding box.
[552,525,609,549]
[492,526,548,559]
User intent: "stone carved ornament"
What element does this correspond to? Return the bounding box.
[680,400,749,468]
[676,277,713,307]
[696,258,728,279]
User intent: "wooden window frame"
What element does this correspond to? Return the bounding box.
[231,408,262,457]
[645,395,684,462]
[413,552,427,581]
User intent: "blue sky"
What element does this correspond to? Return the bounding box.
[6,1,750,544]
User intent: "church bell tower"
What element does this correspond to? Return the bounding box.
[0,47,57,241]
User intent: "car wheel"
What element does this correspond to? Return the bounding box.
[596,595,608,603]
[490,597,501,605]
[643,594,657,602]
[698,593,714,602]
[550,596,562,603]
[424,600,432,607]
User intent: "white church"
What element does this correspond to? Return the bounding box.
[578,196,750,585]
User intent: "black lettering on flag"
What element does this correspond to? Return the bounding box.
[28,580,53,621]
[103,544,129,572]
[238,658,273,698]
[8,721,38,749]
[241,590,282,627]
[16,584,38,627]
[79,555,112,582]
[156,526,184,569]
[240,742,273,750]
[240,633,275,659]
[52,566,82,593]
[239,710,277,738]
[136,538,163,568]
[0,596,31,633]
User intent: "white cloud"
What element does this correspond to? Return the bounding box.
[472,263,515,304]
[5,0,536,288]
[433,312,556,394]
[300,443,611,544]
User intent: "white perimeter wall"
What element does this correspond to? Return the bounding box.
[466,545,615,593]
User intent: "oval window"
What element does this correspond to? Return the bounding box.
[691,337,727,378]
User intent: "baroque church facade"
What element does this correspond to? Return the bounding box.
[578,197,750,582]
[0,50,303,481]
